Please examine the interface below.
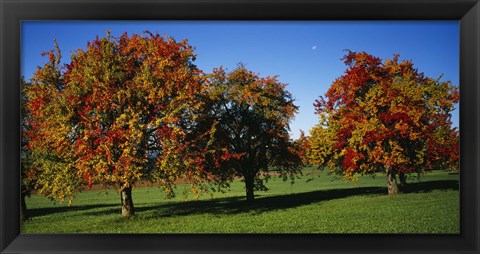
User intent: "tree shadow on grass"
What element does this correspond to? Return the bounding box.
[29,179,458,219]
[139,179,458,219]
[135,186,387,219]
[402,179,459,194]
[27,203,118,218]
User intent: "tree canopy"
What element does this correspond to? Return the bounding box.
[24,31,217,216]
[307,51,459,194]
[201,65,301,201]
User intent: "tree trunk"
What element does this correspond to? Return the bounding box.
[245,174,255,202]
[398,172,407,191]
[386,167,399,195]
[20,192,28,221]
[120,187,135,217]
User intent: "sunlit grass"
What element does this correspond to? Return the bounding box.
[22,169,459,233]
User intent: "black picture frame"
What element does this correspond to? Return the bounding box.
[1,0,479,253]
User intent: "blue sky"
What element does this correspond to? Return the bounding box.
[21,21,459,140]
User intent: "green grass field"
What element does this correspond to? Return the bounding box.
[22,169,459,233]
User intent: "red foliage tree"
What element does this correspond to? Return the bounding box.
[308,51,459,194]
[24,31,216,216]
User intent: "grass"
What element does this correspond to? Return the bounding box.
[22,169,459,233]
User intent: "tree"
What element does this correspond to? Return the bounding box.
[202,65,301,202]
[24,31,213,217]
[308,51,459,194]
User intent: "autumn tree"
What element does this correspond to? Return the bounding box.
[308,51,459,194]
[202,65,301,202]
[24,31,215,217]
